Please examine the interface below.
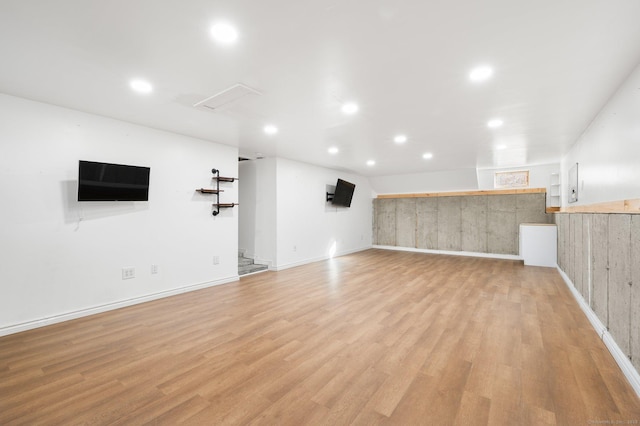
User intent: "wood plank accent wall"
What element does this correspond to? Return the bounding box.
[554,213,640,373]
[373,192,552,255]
[377,187,546,199]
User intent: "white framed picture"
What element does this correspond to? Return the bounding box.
[494,170,530,189]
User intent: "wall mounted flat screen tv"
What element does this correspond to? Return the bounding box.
[78,160,150,201]
[332,178,356,207]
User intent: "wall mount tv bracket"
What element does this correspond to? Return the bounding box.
[326,192,334,202]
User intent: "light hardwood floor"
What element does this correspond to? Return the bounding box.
[1,249,640,425]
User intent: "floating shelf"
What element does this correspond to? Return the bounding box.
[196,169,238,216]
[212,176,237,183]
[548,172,561,208]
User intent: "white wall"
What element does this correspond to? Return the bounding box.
[371,163,561,199]
[369,168,479,194]
[561,62,640,206]
[477,163,560,204]
[238,158,277,267]
[274,158,373,270]
[0,94,238,333]
[238,161,257,257]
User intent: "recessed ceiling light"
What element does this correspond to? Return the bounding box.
[130,79,152,94]
[394,135,407,144]
[487,119,503,128]
[264,125,278,135]
[211,22,238,45]
[366,160,376,166]
[422,152,433,159]
[341,102,359,115]
[469,66,493,82]
[496,144,507,150]
[328,147,339,154]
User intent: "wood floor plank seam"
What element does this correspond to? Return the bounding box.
[1,249,640,425]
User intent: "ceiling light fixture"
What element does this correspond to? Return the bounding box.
[264,125,278,135]
[211,22,238,45]
[366,160,376,166]
[469,65,493,82]
[328,147,339,154]
[130,79,153,94]
[422,152,433,160]
[487,119,503,128]
[341,102,359,115]
[394,135,407,144]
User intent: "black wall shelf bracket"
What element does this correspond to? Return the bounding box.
[196,168,238,216]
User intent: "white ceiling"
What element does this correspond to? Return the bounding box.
[1,0,639,177]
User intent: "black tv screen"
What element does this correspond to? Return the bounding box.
[332,179,356,207]
[78,160,150,201]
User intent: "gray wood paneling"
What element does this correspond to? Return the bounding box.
[572,214,583,297]
[608,214,631,357]
[416,198,438,249]
[376,199,397,246]
[555,212,639,373]
[396,199,417,248]
[631,215,640,371]
[582,215,592,304]
[591,214,609,326]
[373,193,547,257]
[556,214,565,271]
[487,195,517,255]
[516,193,550,225]
[461,196,487,253]
[437,197,462,251]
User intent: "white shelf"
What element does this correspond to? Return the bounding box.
[548,172,561,207]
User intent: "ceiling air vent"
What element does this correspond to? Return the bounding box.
[194,83,262,111]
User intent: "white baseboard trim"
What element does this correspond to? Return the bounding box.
[239,252,274,270]
[556,266,640,398]
[273,246,372,271]
[372,245,522,261]
[0,275,240,337]
[255,258,273,269]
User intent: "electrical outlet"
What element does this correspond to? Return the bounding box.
[151,264,159,274]
[122,267,135,280]
[293,245,297,252]
[213,255,220,265]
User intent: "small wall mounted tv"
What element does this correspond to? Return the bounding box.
[332,178,356,207]
[78,160,150,201]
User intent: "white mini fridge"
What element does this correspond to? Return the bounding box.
[519,223,557,267]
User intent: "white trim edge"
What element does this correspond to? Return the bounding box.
[557,266,640,398]
[0,275,240,337]
[372,245,523,261]
[273,246,372,271]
